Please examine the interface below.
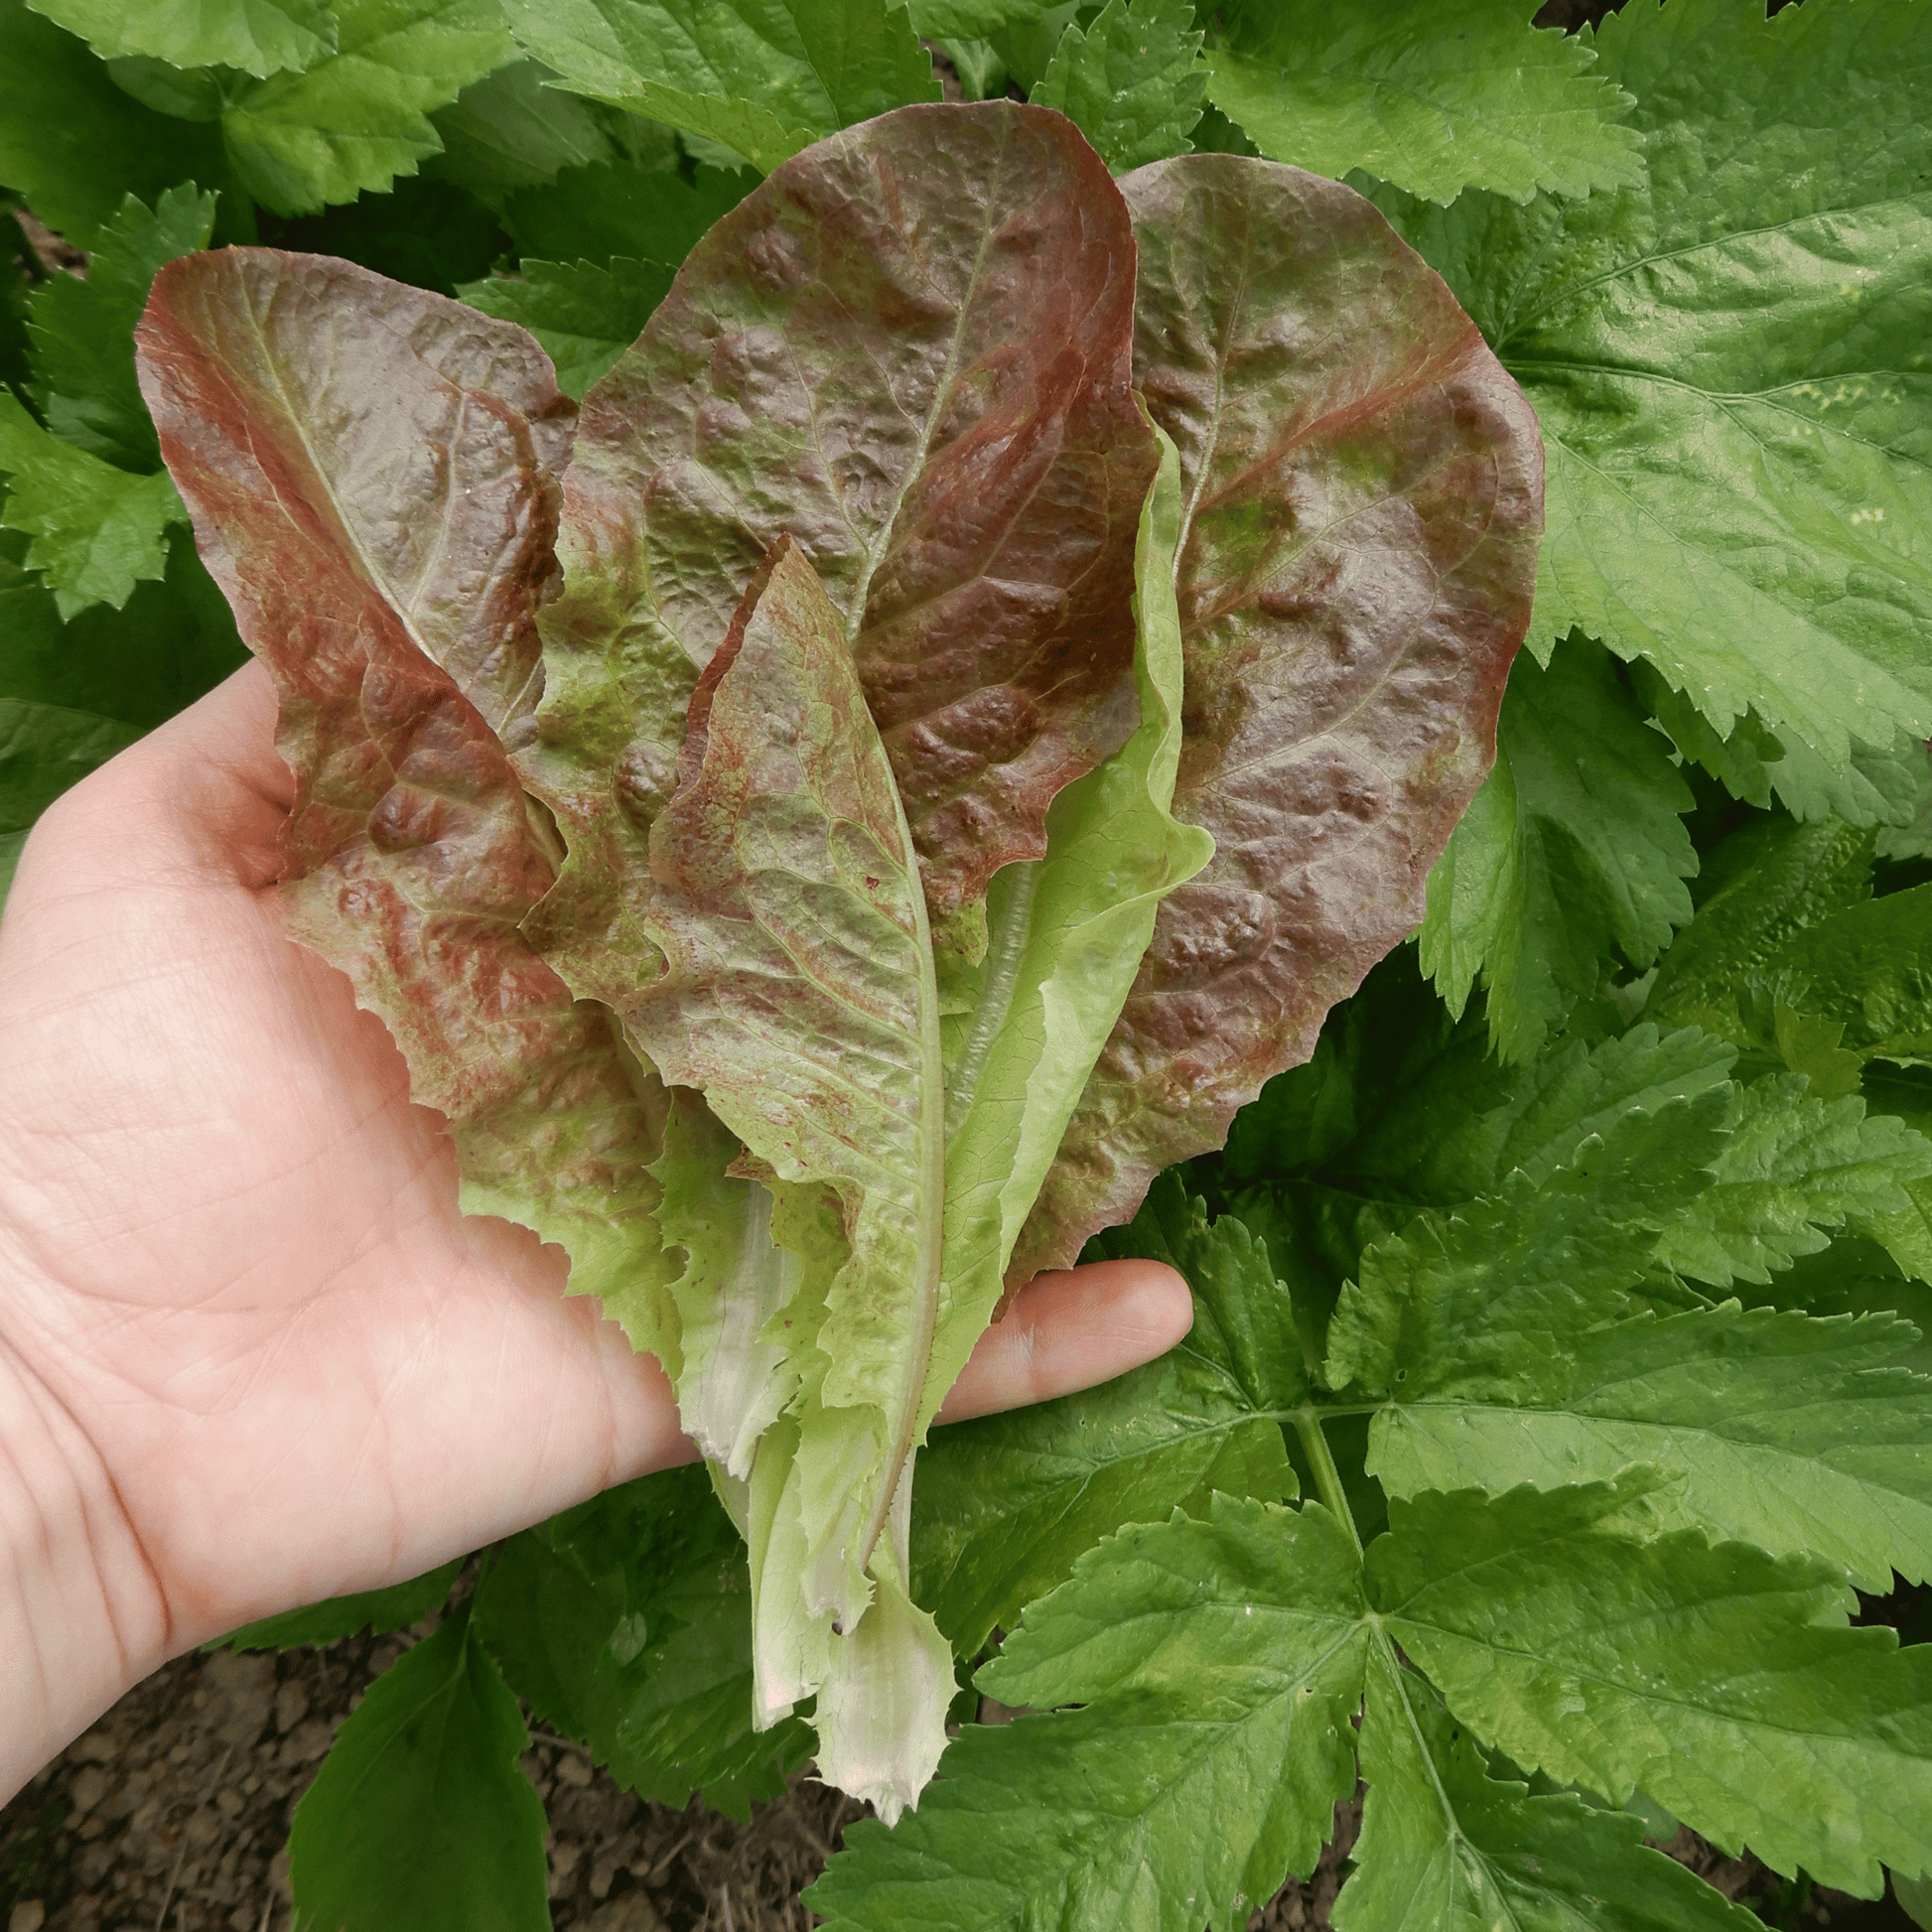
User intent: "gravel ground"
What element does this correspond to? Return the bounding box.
[1,1631,1914,1932]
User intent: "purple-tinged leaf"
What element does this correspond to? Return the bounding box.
[523,99,1158,995]
[1017,156,1543,1274]
[135,248,675,1345]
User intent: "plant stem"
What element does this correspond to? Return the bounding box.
[1293,1407,1363,1558]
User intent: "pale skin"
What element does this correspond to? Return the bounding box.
[0,661,1193,1805]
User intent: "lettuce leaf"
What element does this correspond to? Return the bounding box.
[1018,151,1544,1275]
[135,248,676,1347]
[523,100,1157,992]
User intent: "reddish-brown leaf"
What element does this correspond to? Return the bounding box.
[522,100,1158,998]
[1016,156,1544,1275]
[135,249,674,1339]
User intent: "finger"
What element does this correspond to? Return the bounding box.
[934,1258,1193,1426]
[14,658,289,910]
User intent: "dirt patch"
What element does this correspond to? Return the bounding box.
[3,1637,1917,1931]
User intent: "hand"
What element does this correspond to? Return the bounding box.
[0,662,1191,1798]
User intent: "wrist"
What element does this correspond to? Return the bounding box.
[0,1327,169,1804]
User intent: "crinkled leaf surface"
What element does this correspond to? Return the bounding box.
[810,1497,1370,1932]
[526,100,1155,992]
[135,249,675,1347]
[1374,1473,1932,1897]
[1341,1646,1762,1932]
[25,0,337,74]
[287,1601,550,1932]
[29,186,215,471]
[1421,632,1697,1063]
[1367,1301,1932,1594]
[1765,886,1932,1069]
[0,0,226,246]
[1202,0,1643,207]
[1388,0,1932,764]
[0,392,183,615]
[220,0,514,215]
[612,533,953,1816]
[459,256,672,401]
[1017,152,1542,1276]
[1031,0,1203,175]
[498,0,938,172]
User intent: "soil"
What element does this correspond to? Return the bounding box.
[1,1630,1918,1932]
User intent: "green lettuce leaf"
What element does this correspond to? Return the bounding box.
[28,185,215,470]
[1421,632,1698,1062]
[498,151,747,263]
[287,1601,550,1932]
[0,392,184,614]
[1389,0,1932,768]
[1031,0,1204,174]
[1019,152,1543,1275]
[1202,0,1643,206]
[0,697,143,835]
[458,255,671,400]
[220,0,514,214]
[135,248,677,1350]
[0,0,226,246]
[498,0,938,173]
[25,0,337,75]
[612,532,954,1817]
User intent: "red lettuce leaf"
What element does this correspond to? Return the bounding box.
[1016,156,1544,1274]
[523,99,1158,992]
[135,249,674,1340]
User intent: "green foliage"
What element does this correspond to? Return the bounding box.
[497,0,938,172]
[25,0,339,76]
[458,255,671,398]
[1032,0,1204,174]
[287,1600,551,1932]
[1422,632,1698,1061]
[1201,0,1643,206]
[0,392,182,613]
[474,1467,813,1817]
[28,184,213,464]
[211,1558,465,1649]
[1386,0,1932,769]
[217,0,514,213]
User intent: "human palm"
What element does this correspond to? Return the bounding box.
[0,664,1187,1788]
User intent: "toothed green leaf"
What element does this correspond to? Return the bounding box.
[1374,1472,1932,1898]
[28,186,215,470]
[498,0,939,172]
[1202,0,1643,206]
[458,255,671,399]
[1387,0,1932,768]
[1031,0,1203,174]
[1421,632,1697,1064]
[0,393,183,615]
[25,0,337,75]
[1341,1645,1763,1932]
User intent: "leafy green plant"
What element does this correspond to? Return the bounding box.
[5,0,1932,1927]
